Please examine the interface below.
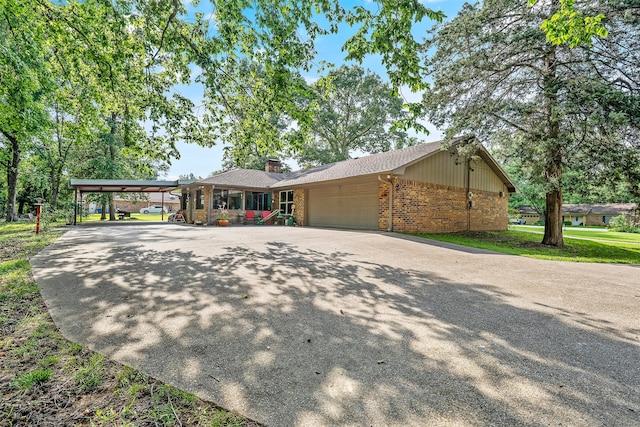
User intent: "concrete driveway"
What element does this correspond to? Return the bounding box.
[31,223,640,426]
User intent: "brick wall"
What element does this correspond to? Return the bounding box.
[293,189,306,226]
[379,179,508,233]
[185,188,209,224]
[469,188,509,231]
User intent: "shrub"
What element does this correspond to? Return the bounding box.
[563,221,572,226]
[608,215,639,233]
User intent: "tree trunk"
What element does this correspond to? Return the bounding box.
[50,167,59,211]
[100,202,107,220]
[4,132,20,222]
[541,12,564,247]
[542,188,564,246]
[108,115,117,221]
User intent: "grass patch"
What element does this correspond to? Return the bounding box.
[74,353,105,391]
[210,410,247,427]
[82,212,169,222]
[414,230,640,263]
[12,368,51,389]
[0,220,262,426]
[116,365,149,396]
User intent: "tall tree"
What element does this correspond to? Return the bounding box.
[0,1,52,221]
[3,0,446,220]
[294,65,417,168]
[213,59,307,169]
[423,0,640,246]
[1,0,213,220]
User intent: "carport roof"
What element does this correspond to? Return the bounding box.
[69,179,193,193]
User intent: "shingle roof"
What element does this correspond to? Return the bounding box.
[271,141,445,188]
[563,203,638,215]
[197,169,288,189]
[189,137,517,192]
[516,206,540,215]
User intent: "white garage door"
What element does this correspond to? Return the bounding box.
[308,182,379,229]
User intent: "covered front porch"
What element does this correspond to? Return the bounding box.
[180,183,294,226]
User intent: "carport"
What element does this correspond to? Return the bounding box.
[69,179,192,224]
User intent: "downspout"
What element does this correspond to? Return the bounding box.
[378,175,395,232]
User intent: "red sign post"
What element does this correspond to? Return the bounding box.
[35,204,42,235]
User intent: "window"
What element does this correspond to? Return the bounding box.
[195,189,204,210]
[279,190,294,215]
[228,190,242,210]
[245,192,271,211]
[213,189,227,209]
[213,189,244,210]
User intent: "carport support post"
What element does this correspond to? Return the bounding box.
[74,188,78,225]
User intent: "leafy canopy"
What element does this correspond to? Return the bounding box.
[529,0,608,47]
[295,65,417,168]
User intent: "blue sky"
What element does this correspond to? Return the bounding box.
[165,0,467,180]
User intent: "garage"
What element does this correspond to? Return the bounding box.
[307,180,379,229]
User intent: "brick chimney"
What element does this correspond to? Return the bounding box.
[265,158,282,173]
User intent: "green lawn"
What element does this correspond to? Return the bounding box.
[413,228,640,264]
[81,212,170,222]
[511,225,640,243]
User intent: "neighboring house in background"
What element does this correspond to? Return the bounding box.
[514,206,543,224]
[562,203,639,226]
[177,137,518,233]
[516,203,639,226]
[114,193,180,213]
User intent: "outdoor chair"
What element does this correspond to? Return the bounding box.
[169,210,186,223]
[244,210,256,224]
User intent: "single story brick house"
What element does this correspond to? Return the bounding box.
[114,192,181,213]
[176,138,518,233]
[513,206,543,225]
[562,203,639,226]
[515,203,639,226]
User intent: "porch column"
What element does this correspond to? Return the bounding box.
[207,186,214,225]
